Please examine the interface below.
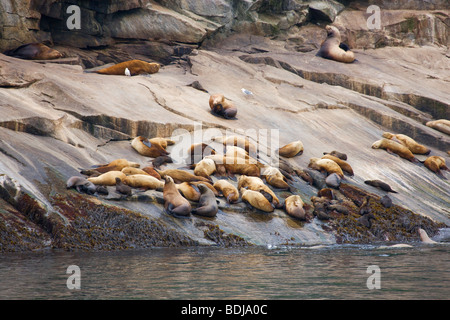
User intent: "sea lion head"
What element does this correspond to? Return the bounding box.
[325,25,341,39]
[197,183,208,193]
[382,132,395,139]
[164,176,174,184]
[371,140,382,149]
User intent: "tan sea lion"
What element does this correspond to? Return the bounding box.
[88,171,126,186]
[225,146,249,159]
[277,140,304,158]
[206,155,261,177]
[121,167,150,176]
[149,137,175,150]
[95,59,160,76]
[418,228,437,244]
[157,169,211,183]
[423,156,448,175]
[284,195,307,220]
[371,138,417,162]
[213,179,239,204]
[237,175,281,208]
[187,143,216,164]
[308,157,344,178]
[426,119,450,135]
[123,174,164,190]
[261,166,290,190]
[241,189,274,213]
[191,184,219,217]
[163,176,192,217]
[176,182,201,202]
[317,25,355,63]
[193,158,217,179]
[382,132,430,155]
[321,154,354,176]
[131,136,169,158]
[92,159,140,174]
[212,135,257,155]
[4,43,63,60]
[209,94,238,119]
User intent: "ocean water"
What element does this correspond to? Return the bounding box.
[0,243,448,300]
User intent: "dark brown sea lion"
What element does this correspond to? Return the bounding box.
[95,60,160,76]
[4,43,63,60]
[191,184,219,217]
[209,94,237,119]
[115,177,132,196]
[317,26,355,63]
[323,150,347,161]
[364,180,398,193]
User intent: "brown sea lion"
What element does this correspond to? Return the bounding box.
[277,140,304,158]
[123,174,164,190]
[157,169,211,184]
[95,59,160,76]
[284,195,307,220]
[423,156,448,176]
[92,159,140,174]
[187,143,216,164]
[321,154,354,176]
[115,177,132,196]
[213,179,239,204]
[241,189,274,213]
[426,119,450,135]
[191,184,219,217]
[193,158,217,179]
[382,132,430,155]
[131,136,169,158]
[237,175,281,208]
[371,138,417,162]
[308,157,344,178]
[87,171,126,186]
[364,180,398,193]
[176,182,201,202]
[4,43,63,60]
[209,94,237,119]
[190,181,219,197]
[317,25,355,63]
[323,150,347,161]
[152,155,173,168]
[163,176,192,218]
[141,166,162,180]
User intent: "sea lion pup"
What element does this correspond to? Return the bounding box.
[321,154,354,176]
[308,157,344,178]
[323,150,347,161]
[152,155,173,168]
[88,171,126,186]
[213,179,239,204]
[4,43,63,60]
[209,94,237,119]
[382,132,430,155]
[93,159,140,174]
[364,180,398,193]
[284,195,307,220]
[141,166,162,180]
[176,182,201,202]
[212,135,257,155]
[193,158,217,179]
[187,143,216,164]
[66,176,96,194]
[423,156,448,176]
[191,184,219,217]
[241,189,274,213]
[95,59,160,76]
[317,25,355,63]
[277,140,304,158]
[261,166,290,190]
[115,177,132,196]
[163,176,192,218]
[418,228,437,244]
[123,174,164,190]
[131,136,169,158]
[426,119,450,135]
[237,175,281,208]
[371,138,417,162]
[157,169,211,184]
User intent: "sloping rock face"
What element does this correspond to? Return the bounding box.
[0,0,449,251]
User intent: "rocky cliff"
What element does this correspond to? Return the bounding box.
[0,0,449,252]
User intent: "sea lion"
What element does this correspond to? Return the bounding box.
[284,195,307,220]
[423,156,448,176]
[308,157,344,178]
[191,184,219,217]
[93,159,140,174]
[121,167,150,176]
[382,132,430,155]
[176,182,201,202]
[225,146,249,159]
[371,138,417,162]
[213,179,239,204]
[206,155,261,177]
[321,154,354,176]
[317,25,355,63]
[364,180,398,193]
[123,174,164,190]
[190,181,219,197]
[193,158,216,179]
[323,150,347,160]
[187,143,216,164]
[277,140,304,158]
[4,43,63,60]
[66,176,96,194]
[163,176,192,217]
[88,171,126,186]
[95,59,160,76]
[157,169,211,184]
[141,166,162,180]
[261,166,290,190]
[237,175,281,208]
[426,119,450,135]
[212,135,257,155]
[149,137,175,150]
[152,155,173,168]
[209,94,237,119]
[241,189,274,213]
[131,136,169,158]
[115,177,132,196]
[418,228,437,244]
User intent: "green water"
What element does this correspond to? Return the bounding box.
[0,243,449,300]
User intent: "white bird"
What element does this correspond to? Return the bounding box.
[125,68,131,76]
[241,88,253,96]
